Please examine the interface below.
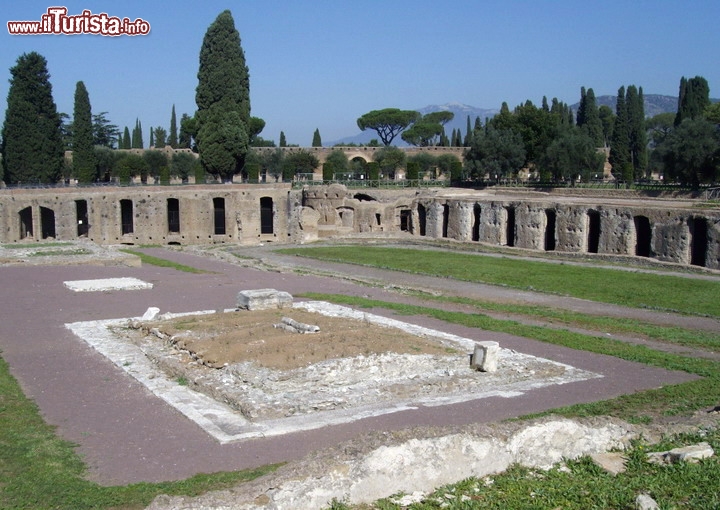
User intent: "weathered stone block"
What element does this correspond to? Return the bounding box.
[236,289,293,310]
[471,341,499,372]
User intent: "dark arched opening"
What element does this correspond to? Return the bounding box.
[634,216,651,257]
[544,209,556,251]
[442,204,449,238]
[472,204,481,242]
[587,209,601,253]
[167,198,180,233]
[76,200,89,237]
[260,197,274,234]
[120,200,134,235]
[505,206,516,247]
[213,197,226,235]
[19,207,33,238]
[689,216,708,267]
[40,207,56,239]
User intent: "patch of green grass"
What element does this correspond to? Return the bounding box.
[3,242,73,249]
[408,292,720,353]
[27,249,91,257]
[0,355,280,509]
[119,249,207,274]
[300,293,720,421]
[177,376,188,386]
[281,246,720,317]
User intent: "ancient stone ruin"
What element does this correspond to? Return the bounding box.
[1,184,718,268]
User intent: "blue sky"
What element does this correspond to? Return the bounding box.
[2,1,719,146]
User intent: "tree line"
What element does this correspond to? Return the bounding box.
[2,9,718,188]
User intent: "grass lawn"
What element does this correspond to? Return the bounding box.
[278,246,720,318]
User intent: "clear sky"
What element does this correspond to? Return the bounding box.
[2,1,718,146]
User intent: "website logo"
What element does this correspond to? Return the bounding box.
[8,7,150,36]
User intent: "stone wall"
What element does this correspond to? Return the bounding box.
[0,184,301,246]
[0,184,718,269]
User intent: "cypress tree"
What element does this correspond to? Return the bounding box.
[609,86,630,179]
[149,126,154,148]
[626,85,648,178]
[195,10,250,181]
[0,52,64,184]
[463,115,473,147]
[576,87,587,126]
[675,76,710,126]
[168,105,178,148]
[583,89,604,147]
[279,131,287,147]
[131,119,144,148]
[72,81,97,183]
[122,126,131,149]
[312,128,322,147]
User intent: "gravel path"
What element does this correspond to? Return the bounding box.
[0,245,709,485]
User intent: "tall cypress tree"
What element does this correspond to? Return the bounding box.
[583,89,604,147]
[312,128,322,147]
[1,52,64,184]
[72,81,97,183]
[149,126,154,148]
[122,126,131,149]
[576,87,587,126]
[675,76,710,126]
[626,85,648,178]
[279,131,287,147]
[195,10,250,181]
[131,119,144,148]
[168,105,178,148]
[609,86,630,179]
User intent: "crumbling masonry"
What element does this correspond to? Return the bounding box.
[0,183,718,269]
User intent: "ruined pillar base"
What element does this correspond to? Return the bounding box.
[471,341,499,372]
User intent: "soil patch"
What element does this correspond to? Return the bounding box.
[139,308,456,370]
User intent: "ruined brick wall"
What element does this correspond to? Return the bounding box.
[0,184,300,246]
[0,184,718,269]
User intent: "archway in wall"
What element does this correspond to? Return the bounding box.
[167,198,180,234]
[472,204,481,242]
[544,209,556,251]
[400,209,411,232]
[417,204,427,236]
[18,207,33,239]
[40,207,56,239]
[689,216,708,267]
[442,204,449,238]
[505,206,516,247]
[260,197,274,234]
[213,197,226,235]
[120,200,134,235]
[76,200,89,237]
[634,216,651,257]
[587,210,601,253]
